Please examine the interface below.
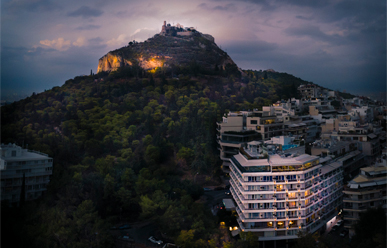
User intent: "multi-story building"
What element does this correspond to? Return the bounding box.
[310,140,355,158]
[230,141,343,244]
[342,160,387,236]
[336,150,366,182]
[1,143,53,207]
[298,84,321,99]
[217,112,261,172]
[217,110,286,172]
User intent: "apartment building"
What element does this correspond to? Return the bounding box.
[298,84,321,99]
[217,110,287,172]
[1,143,53,207]
[342,160,387,236]
[217,112,261,172]
[230,141,343,243]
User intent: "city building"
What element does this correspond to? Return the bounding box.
[342,159,387,236]
[229,141,343,243]
[217,112,261,172]
[1,143,53,207]
[298,84,321,99]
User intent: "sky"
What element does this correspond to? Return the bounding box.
[1,0,386,101]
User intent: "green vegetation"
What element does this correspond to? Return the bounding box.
[1,66,310,247]
[350,208,386,248]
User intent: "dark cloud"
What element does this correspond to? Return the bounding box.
[230,0,276,11]
[295,15,313,21]
[221,39,278,57]
[1,42,107,99]
[213,3,236,11]
[88,37,107,50]
[76,24,101,30]
[284,25,344,45]
[281,0,329,8]
[198,2,237,11]
[3,0,60,13]
[67,6,103,18]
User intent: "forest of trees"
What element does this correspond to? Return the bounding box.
[1,66,309,247]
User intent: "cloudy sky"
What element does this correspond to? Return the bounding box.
[1,0,386,101]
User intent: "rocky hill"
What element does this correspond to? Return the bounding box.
[97,23,238,75]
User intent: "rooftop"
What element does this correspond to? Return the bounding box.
[347,162,387,188]
[1,149,50,162]
[269,154,319,166]
[320,161,342,174]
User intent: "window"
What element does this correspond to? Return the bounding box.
[11,151,16,157]
[250,120,257,124]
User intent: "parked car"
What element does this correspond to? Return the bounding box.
[118,224,131,230]
[149,236,163,245]
[340,229,349,237]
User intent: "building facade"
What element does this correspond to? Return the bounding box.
[1,143,53,207]
[230,142,343,242]
[342,161,387,236]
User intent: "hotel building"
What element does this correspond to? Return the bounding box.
[230,141,343,242]
[1,143,53,207]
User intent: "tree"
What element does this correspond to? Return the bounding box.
[103,174,115,199]
[292,231,316,248]
[20,173,26,206]
[235,232,259,248]
[351,208,386,248]
[176,230,195,248]
[139,195,158,219]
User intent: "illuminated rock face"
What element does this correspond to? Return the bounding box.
[138,56,164,70]
[97,53,132,73]
[97,24,238,74]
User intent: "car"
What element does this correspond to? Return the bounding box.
[336,220,344,227]
[340,229,349,237]
[203,188,212,191]
[148,236,163,245]
[118,224,131,230]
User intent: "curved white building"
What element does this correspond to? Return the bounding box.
[230,142,343,242]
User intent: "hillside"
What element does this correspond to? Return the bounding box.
[1,27,314,248]
[97,24,238,76]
